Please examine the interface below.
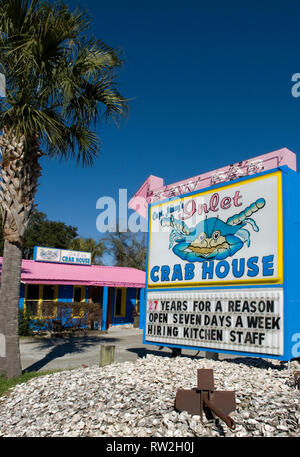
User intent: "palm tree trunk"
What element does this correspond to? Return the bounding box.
[0,239,23,377]
[0,130,41,378]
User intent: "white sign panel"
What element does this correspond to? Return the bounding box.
[145,288,284,355]
[34,246,91,265]
[35,246,61,263]
[148,172,283,287]
[60,249,91,265]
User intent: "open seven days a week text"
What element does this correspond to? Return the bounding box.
[146,299,281,347]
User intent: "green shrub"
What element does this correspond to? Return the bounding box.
[18,310,33,336]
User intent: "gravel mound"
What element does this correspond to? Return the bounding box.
[0,355,299,437]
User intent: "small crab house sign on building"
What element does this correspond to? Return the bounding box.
[139,149,300,360]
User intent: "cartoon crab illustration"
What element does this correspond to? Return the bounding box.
[160,198,266,262]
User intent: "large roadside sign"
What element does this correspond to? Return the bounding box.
[143,160,300,361]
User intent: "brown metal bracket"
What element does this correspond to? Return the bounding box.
[175,369,236,430]
[294,371,300,390]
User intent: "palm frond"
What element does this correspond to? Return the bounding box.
[0,0,128,165]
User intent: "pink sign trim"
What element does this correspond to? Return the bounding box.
[128,147,296,219]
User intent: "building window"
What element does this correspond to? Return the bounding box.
[72,286,86,318]
[114,288,126,317]
[73,286,85,303]
[89,286,103,305]
[25,284,58,318]
[26,300,39,317]
[41,285,57,317]
[26,284,40,300]
[43,285,56,301]
[25,284,40,317]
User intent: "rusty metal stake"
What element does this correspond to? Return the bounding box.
[175,369,236,430]
[294,371,300,390]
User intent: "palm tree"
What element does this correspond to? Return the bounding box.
[0,0,128,378]
[68,237,103,265]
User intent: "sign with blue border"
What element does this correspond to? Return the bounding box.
[33,246,92,265]
[143,166,300,361]
[148,171,283,288]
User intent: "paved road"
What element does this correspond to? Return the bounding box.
[20,327,230,372]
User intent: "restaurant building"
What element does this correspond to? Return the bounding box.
[0,256,146,330]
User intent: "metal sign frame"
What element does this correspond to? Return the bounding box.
[143,165,300,361]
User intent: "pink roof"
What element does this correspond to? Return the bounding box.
[0,257,146,288]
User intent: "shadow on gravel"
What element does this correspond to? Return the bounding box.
[222,356,288,371]
[128,347,289,371]
[22,335,120,373]
[127,347,205,359]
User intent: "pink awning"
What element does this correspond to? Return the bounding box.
[0,257,146,288]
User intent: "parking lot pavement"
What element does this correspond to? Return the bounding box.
[20,327,142,372]
[20,326,240,373]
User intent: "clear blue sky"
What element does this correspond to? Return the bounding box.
[36,0,300,239]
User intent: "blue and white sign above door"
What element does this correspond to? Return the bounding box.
[33,246,92,265]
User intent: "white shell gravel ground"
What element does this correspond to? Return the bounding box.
[0,355,299,437]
